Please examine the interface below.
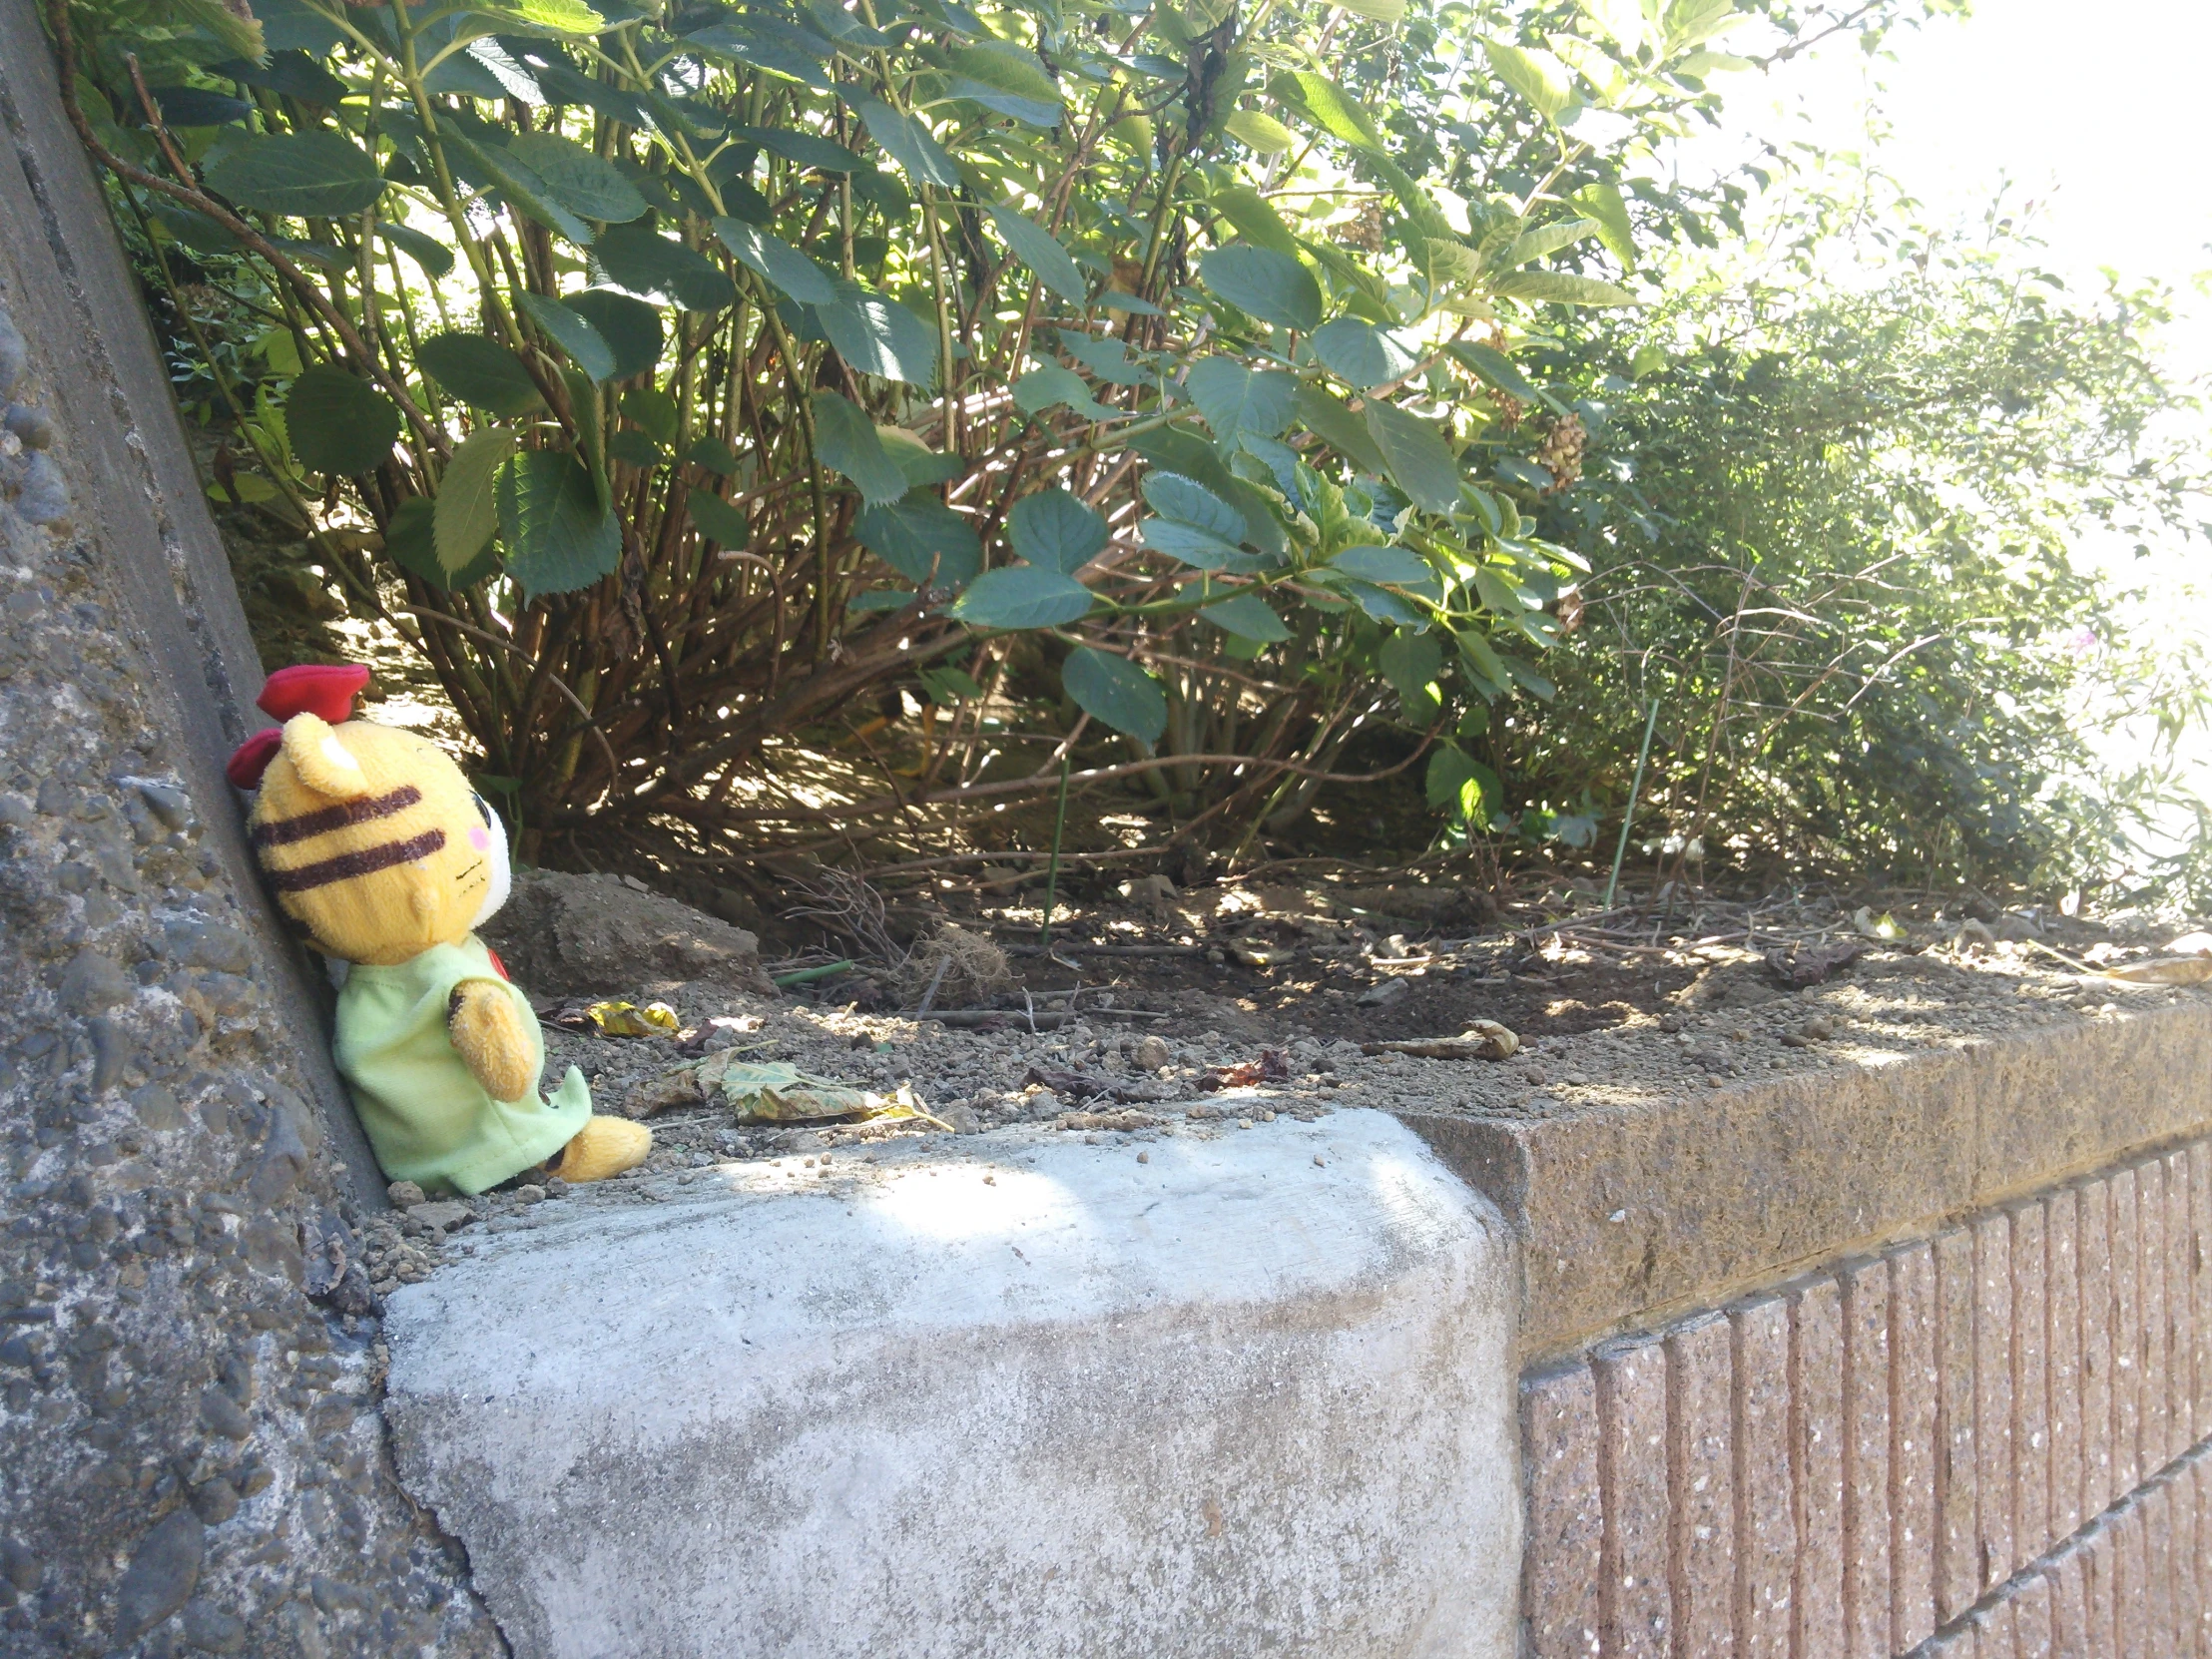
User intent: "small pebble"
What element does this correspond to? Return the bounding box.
[1136,1151,1149,1164]
[513,1184,545,1205]
[1237,1118,1253,1129]
[1313,1155,1326,1168]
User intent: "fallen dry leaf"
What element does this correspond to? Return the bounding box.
[1765,939,1864,988]
[1198,1050,1292,1091]
[1360,1019,1519,1061]
[2100,955,2212,986]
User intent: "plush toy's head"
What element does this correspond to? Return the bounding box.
[228,665,510,965]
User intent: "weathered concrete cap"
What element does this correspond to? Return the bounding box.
[383,1108,1519,1659]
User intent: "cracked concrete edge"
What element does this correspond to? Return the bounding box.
[1402,998,2212,1361]
[0,0,381,1201]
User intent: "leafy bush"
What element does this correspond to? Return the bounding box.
[44,0,1910,865]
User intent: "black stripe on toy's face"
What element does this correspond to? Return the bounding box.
[251,785,424,849]
[264,828,446,892]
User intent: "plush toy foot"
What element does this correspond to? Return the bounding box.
[548,1116,652,1184]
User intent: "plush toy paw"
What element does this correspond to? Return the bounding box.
[548,1115,652,1184]
[447,980,536,1103]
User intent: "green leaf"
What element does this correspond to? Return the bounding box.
[285,367,400,476]
[1062,647,1166,744]
[1334,0,1404,20]
[1491,271,1641,306]
[688,486,750,546]
[1453,626,1508,691]
[988,208,1086,306]
[496,449,620,597]
[1482,39,1573,119]
[1199,592,1290,642]
[1379,629,1442,701]
[689,435,742,476]
[1267,71,1387,155]
[593,225,737,312]
[1343,578,1425,626]
[1449,340,1543,402]
[1293,383,1387,475]
[205,131,385,219]
[1142,472,1245,542]
[1185,357,1296,440]
[515,292,616,384]
[1008,488,1107,575]
[1058,332,1150,385]
[444,132,591,246]
[620,386,678,445]
[1572,181,1636,267]
[856,493,981,588]
[1331,544,1431,585]
[875,426,963,487]
[566,290,663,380]
[943,41,1063,125]
[1224,109,1296,155]
[1363,400,1462,513]
[505,133,650,224]
[1312,318,1418,389]
[815,279,937,388]
[686,23,833,89]
[1199,246,1323,331]
[810,391,907,507]
[733,124,864,173]
[713,218,838,305]
[419,332,544,417]
[854,98,960,188]
[475,0,605,35]
[609,428,664,468]
[947,565,1094,629]
[435,425,517,572]
[1208,185,1300,257]
[386,497,497,590]
[1141,519,1248,569]
[1425,744,1498,823]
[1013,363,1115,420]
[1503,218,1602,269]
[377,223,455,278]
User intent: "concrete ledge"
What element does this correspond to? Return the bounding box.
[383,1108,1519,1659]
[1404,999,2212,1360]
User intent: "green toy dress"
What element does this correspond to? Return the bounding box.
[331,936,593,1195]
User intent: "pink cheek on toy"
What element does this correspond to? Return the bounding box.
[469,827,492,851]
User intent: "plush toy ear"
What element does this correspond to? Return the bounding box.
[226,728,282,790]
[279,713,371,801]
[259,663,370,724]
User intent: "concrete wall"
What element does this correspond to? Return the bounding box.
[0,7,503,1652]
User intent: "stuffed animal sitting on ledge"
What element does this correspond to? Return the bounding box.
[227,663,650,1195]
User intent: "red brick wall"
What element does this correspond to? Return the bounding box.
[1521,1142,2212,1657]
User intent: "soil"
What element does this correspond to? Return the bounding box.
[370,870,2212,1300]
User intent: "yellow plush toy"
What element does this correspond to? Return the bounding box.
[228,664,650,1194]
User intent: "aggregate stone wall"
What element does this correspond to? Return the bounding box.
[0,12,506,1653]
[1519,1137,2212,1658]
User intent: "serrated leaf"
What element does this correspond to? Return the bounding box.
[1062,646,1165,744]
[286,366,400,476]
[1059,332,1150,386]
[516,292,616,383]
[566,290,662,380]
[1013,363,1115,419]
[505,133,649,223]
[386,496,498,590]
[1503,218,1601,269]
[815,278,937,388]
[732,124,864,173]
[1208,185,1299,257]
[1185,357,1297,440]
[1422,238,1485,288]
[593,225,737,311]
[476,0,604,35]
[1334,0,1404,19]
[1482,39,1573,118]
[811,390,906,507]
[713,218,838,305]
[688,486,750,546]
[856,493,981,588]
[419,332,544,416]
[496,449,620,597]
[205,131,386,219]
[445,132,591,246]
[948,565,1094,629]
[1331,544,1431,585]
[1363,400,1462,513]
[854,98,960,188]
[1142,472,1245,542]
[1267,70,1387,155]
[1379,629,1442,701]
[1312,318,1419,389]
[1199,246,1322,331]
[1199,592,1290,642]
[1491,271,1641,306]
[1572,181,1635,267]
[1450,340,1542,402]
[1342,578,1425,626]
[1224,108,1296,155]
[1008,488,1107,575]
[1140,518,1247,570]
[876,426,963,488]
[988,208,1086,305]
[434,425,517,572]
[1293,382,1387,475]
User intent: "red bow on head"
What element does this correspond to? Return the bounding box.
[225,663,370,789]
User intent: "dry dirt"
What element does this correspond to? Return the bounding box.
[360,871,2212,1300]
